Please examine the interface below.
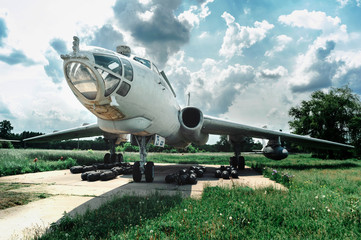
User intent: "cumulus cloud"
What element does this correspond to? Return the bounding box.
[219,12,274,59]
[0,49,36,66]
[336,0,352,8]
[336,0,349,8]
[260,66,288,79]
[0,99,13,119]
[186,59,256,114]
[265,34,292,57]
[333,50,361,94]
[0,17,37,66]
[165,51,192,104]
[290,40,342,92]
[44,38,68,84]
[279,10,352,93]
[279,10,345,33]
[178,0,214,28]
[0,18,7,47]
[112,0,194,67]
[44,51,63,84]
[85,24,125,51]
[50,38,68,55]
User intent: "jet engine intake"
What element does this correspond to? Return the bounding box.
[179,107,209,145]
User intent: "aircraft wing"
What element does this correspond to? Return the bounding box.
[202,115,354,150]
[23,123,103,142]
[0,139,20,142]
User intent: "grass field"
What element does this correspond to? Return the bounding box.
[1,149,361,239]
[0,149,232,177]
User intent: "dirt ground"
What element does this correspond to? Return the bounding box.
[0,163,285,240]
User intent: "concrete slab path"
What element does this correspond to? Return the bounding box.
[0,164,285,239]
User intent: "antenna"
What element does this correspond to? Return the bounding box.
[72,36,80,54]
[187,92,191,106]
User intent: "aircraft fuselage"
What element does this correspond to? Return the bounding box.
[61,42,187,147]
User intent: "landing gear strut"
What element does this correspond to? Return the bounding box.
[132,136,154,182]
[230,142,245,170]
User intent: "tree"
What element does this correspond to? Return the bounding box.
[214,135,256,152]
[214,135,232,152]
[0,120,13,138]
[288,86,361,157]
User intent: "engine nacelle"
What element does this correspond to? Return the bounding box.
[179,107,209,145]
[263,145,289,160]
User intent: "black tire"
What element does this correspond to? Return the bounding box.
[145,162,154,183]
[104,153,111,163]
[133,161,142,182]
[238,156,245,170]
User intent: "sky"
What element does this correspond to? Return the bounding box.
[0,0,361,144]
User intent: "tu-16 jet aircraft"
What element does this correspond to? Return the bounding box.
[24,36,353,183]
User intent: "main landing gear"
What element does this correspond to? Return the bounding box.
[230,142,245,170]
[132,136,154,183]
[104,139,123,164]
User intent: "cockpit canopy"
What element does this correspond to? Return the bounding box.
[65,52,134,101]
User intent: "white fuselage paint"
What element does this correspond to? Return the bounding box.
[62,47,185,146]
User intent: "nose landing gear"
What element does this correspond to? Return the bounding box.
[132,136,154,183]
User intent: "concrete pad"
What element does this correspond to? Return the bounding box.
[0,163,285,239]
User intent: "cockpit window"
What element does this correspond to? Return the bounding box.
[134,57,151,69]
[93,54,122,75]
[117,82,131,97]
[66,62,98,100]
[121,58,133,81]
[93,54,123,97]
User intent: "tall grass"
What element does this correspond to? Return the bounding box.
[38,154,361,239]
[0,149,232,177]
[0,149,106,176]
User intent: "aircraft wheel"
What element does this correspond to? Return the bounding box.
[145,162,154,183]
[238,156,245,170]
[230,156,237,169]
[104,153,111,163]
[133,161,142,182]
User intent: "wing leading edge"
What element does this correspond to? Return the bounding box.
[202,115,354,150]
[23,123,103,142]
